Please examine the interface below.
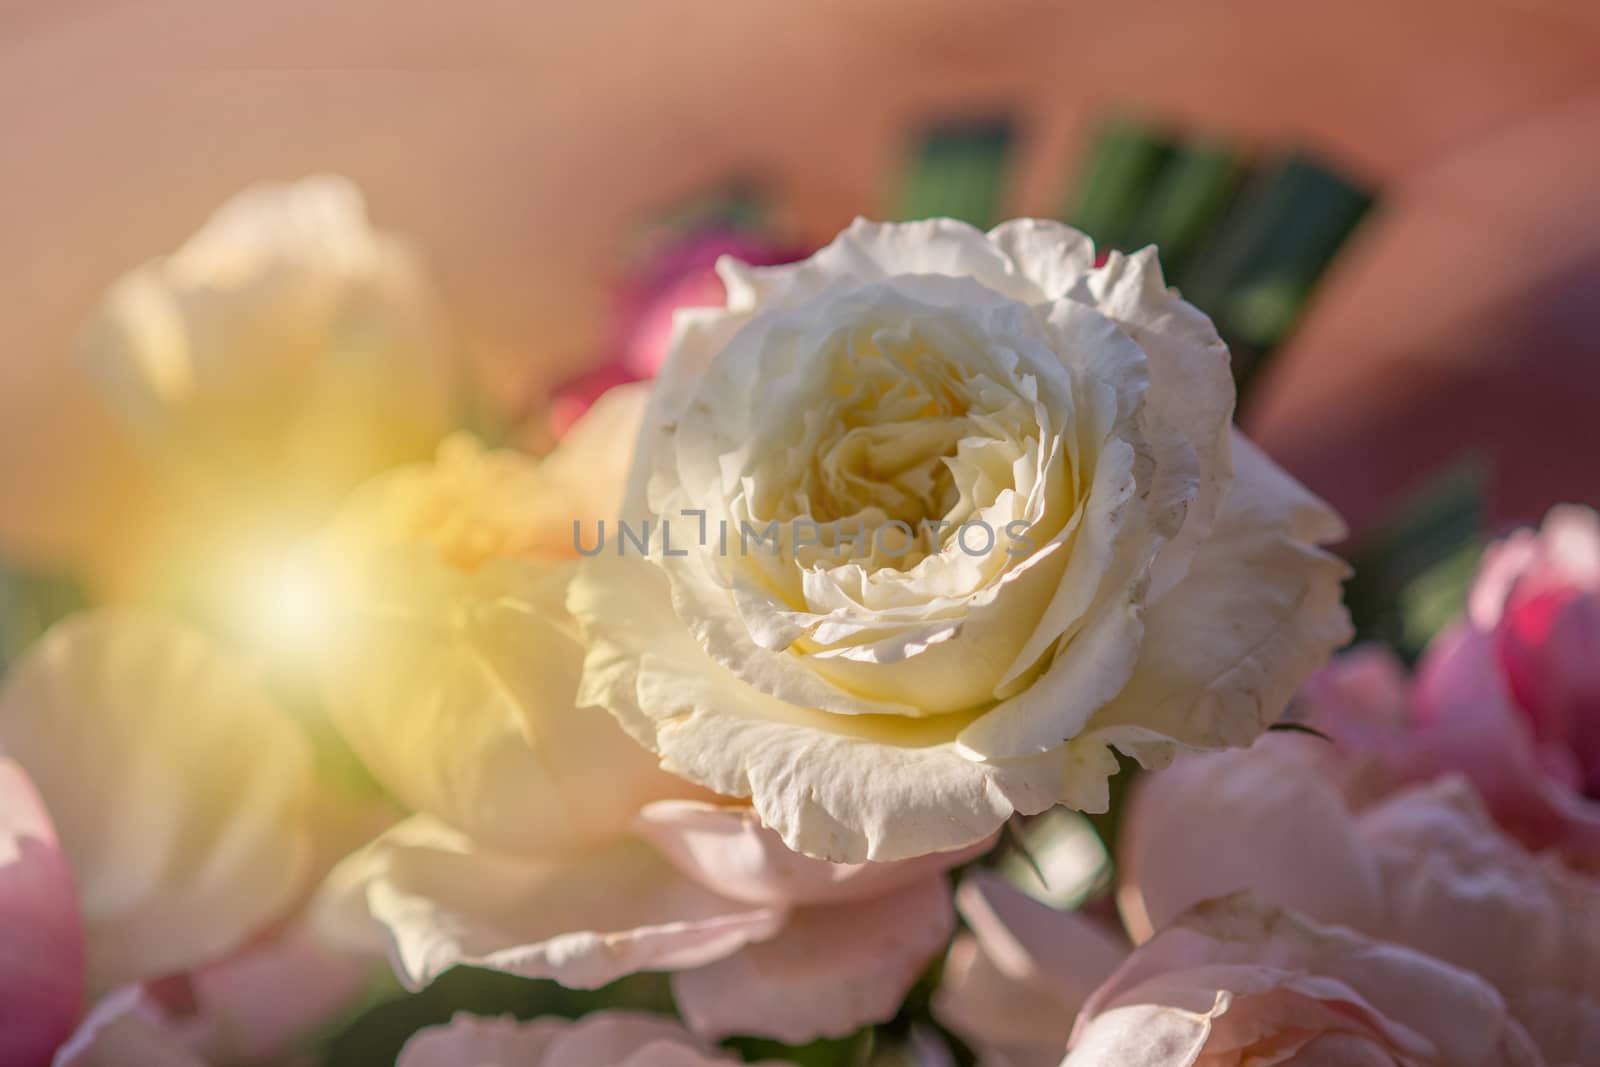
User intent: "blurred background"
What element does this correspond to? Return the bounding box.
[2,0,1597,574]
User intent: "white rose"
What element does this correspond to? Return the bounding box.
[572,218,1351,863]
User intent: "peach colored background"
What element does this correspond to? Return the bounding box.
[3,0,1597,570]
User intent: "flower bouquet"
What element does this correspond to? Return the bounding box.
[1,120,1591,1067]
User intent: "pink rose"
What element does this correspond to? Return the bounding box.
[1066,894,1542,1066]
[1289,507,1600,869]
[1436,504,1600,797]
[1118,737,1600,1064]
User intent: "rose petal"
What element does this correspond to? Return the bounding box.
[0,757,85,1067]
[318,554,697,856]
[399,1011,766,1067]
[633,800,989,906]
[1358,779,1600,1066]
[52,988,206,1067]
[1117,739,1384,944]
[0,611,313,992]
[1072,434,1350,771]
[1071,895,1541,1067]
[323,816,784,990]
[573,553,1068,863]
[673,875,954,1043]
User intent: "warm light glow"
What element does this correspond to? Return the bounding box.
[232,547,344,668]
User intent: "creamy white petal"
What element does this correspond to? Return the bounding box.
[318,555,692,855]
[0,611,313,992]
[325,816,783,991]
[1069,434,1350,770]
[573,555,1066,862]
[77,175,455,507]
[1078,246,1235,599]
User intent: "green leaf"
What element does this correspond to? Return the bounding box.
[894,120,1015,228]
[1062,117,1172,250]
[1119,138,1243,275]
[1343,458,1488,659]
[0,567,89,676]
[1176,153,1373,402]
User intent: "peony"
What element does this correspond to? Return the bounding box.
[314,386,973,1044]
[397,1011,784,1067]
[0,611,360,1067]
[572,217,1351,864]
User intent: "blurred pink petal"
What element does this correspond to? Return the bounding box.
[1119,721,1600,1063]
[0,758,85,1067]
[932,869,1126,1067]
[609,229,805,380]
[935,935,1068,1067]
[1472,506,1600,796]
[398,1011,773,1067]
[152,921,373,1064]
[1358,779,1600,1065]
[1412,625,1600,866]
[322,815,784,991]
[549,361,638,439]
[1066,895,1542,1066]
[548,228,803,438]
[1117,739,1384,944]
[52,987,206,1067]
[673,875,953,1044]
[634,799,988,906]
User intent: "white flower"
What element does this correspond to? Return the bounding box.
[572,218,1351,863]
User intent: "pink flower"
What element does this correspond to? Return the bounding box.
[1287,507,1600,870]
[549,227,803,437]
[1066,894,1543,1066]
[397,1011,784,1067]
[1118,737,1600,1064]
[1442,505,1600,797]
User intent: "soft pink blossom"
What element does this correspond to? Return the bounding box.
[1119,738,1600,1064]
[1065,894,1543,1066]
